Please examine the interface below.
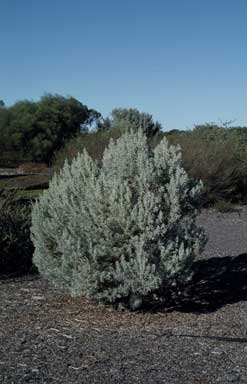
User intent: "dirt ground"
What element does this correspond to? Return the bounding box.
[1,208,247,383]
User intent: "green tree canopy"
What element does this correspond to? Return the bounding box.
[0,94,100,164]
[97,108,162,137]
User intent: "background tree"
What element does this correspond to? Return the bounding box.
[0,94,100,165]
[97,108,162,137]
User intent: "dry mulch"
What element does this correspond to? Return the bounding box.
[1,208,247,383]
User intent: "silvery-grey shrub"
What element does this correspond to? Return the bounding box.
[31,130,206,309]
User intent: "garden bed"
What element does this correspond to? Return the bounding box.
[1,208,247,383]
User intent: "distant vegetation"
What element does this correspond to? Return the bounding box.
[166,124,247,205]
[1,94,247,206]
[0,94,100,165]
[53,121,247,206]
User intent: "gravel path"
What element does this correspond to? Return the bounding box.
[1,208,247,383]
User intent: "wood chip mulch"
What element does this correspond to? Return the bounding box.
[1,208,247,383]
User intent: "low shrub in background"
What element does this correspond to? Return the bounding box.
[52,107,163,172]
[52,128,123,172]
[227,127,247,200]
[166,125,243,205]
[0,189,34,276]
[32,130,206,310]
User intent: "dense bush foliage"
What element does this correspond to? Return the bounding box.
[227,126,247,199]
[165,124,245,204]
[53,108,162,171]
[97,108,162,137]
[0,190,34,275]
[52,128,123,171]
[32,130,206,310]
[1,92,247,206]
[0,95,100,165]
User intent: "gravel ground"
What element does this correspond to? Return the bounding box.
[1,208,247,383]
[197,207,247,259]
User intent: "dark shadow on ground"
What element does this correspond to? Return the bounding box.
[2,253,247,315]
[157,253,247,313]
[0,268,38,281]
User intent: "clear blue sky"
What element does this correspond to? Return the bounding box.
[1,0,247,130]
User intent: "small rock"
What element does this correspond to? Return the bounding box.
[31,295,45,301]
[62,334,73,339]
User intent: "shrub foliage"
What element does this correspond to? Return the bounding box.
[97,108,162,137]
[166,125,243,204]
[52,128,123,171]
[32,130,206,309]
[0,190,34,275]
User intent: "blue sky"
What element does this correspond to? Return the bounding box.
[1,0,247,130]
